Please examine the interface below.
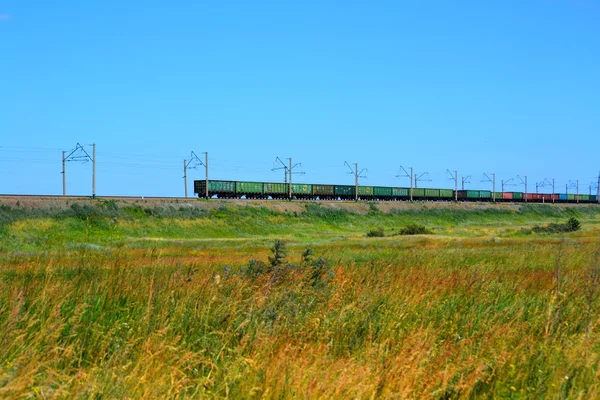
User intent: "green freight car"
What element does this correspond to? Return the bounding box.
[412,188,426,198]
[458,190,490,200]
[195,180,235,197]
[334,185,355,198]
[440,189,454,199]
[392,188,409,198]
[358,186,374,198]
[235,181,264,197]
[313,184,335,199]
[291,183,312,199]
[425,188,440,198]
[264,183,288,198]
[373,186,392,198]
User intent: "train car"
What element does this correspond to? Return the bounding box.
[440,189,454,199]
[457,190,480,200]
[358,186,374,199]
[264,182,288,199]
[392,187,409,200]
[457,190,491,201]
[501,192,513,201]
[334,185,355,200]
[412,188,426,199]
[425,189,440,199]
[579,194,591,202]
[373,186,392,200]
[313,184,335,199]
[291,183,312,199]
[194,180,236,198]
[236,181,264,199]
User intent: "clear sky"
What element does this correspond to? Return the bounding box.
[1,1,599,197]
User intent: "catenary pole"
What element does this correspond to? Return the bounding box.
[183,159,188,198]
[92,144,96,198]
[410,167,414,201]
[455,171,458,201]
[205,152,209,198]
[289,157,293,199]
[62,151,66,196]
[355,163,359,201]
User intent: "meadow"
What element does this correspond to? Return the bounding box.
[1,200,600,398]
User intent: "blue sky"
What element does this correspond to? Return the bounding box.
[1,1,599,196]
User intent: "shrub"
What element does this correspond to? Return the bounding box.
[366,227,385,237]
[567,217,581,232]
[531,218,582,234]
[398,224,432,235]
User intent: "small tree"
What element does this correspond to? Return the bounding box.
[268,240,288,269]
[567,217,581,232]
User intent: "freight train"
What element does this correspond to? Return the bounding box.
[194,180,599,203]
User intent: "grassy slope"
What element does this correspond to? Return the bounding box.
[1,201,600,398]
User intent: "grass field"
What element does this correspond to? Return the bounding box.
[1,200,600,398]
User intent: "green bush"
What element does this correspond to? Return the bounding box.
[531,218,582,234]
[567,217,581,231]
[366,227,385,237]
[397,224,432,235]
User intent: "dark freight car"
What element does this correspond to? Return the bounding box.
[195,180,236,198]
[334,185,355,199]
[313,184,335,199]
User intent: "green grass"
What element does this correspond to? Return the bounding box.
[1,201,600,397]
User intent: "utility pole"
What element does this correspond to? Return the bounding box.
[396,166,413,201]
[553,179,555,204]
[481,173,495,201]
[411,167,413,200]
[62,143,94,197]
[183,151,205,198]
[272,157,289,184]
[345,161,367,201]
[92,144,96,198]
[183,159,188,198]
[597,171,600,204]
[446,169,458,201]
[273,157,304,199]
[577,180,579,203]
[62,151,66,196]
[205,152,209,199]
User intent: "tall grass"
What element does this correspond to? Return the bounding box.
[1,235,600,397]
[1,202,600,397]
